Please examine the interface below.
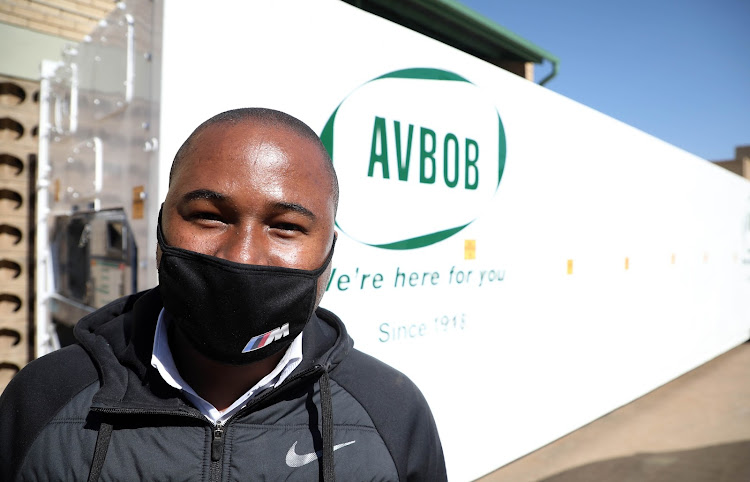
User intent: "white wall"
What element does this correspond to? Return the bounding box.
[50,1,750,480]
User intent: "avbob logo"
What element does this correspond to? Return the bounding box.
[321,68,506,250]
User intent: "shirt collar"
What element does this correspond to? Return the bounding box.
[151,308,303,424]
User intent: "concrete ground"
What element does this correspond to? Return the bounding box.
[477,341,750,482]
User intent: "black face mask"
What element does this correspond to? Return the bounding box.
[156,211,335,365]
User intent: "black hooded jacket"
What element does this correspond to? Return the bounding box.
[0,288,446,481]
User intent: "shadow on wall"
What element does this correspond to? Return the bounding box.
[541,441,750,482]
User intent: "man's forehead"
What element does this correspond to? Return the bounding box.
[178,123,325,175]
[168,114,338,214]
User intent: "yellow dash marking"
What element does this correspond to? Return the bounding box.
[567,259,573,275]
[464,240,476,260]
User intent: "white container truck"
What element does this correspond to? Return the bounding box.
[35,1,750,480]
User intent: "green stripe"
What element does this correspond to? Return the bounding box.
[366,223,471,250]
[374,68,470,83]
[496,112,506,191]
[320,104,341,160]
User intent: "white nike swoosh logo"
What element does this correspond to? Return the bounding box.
[285,440,356,467]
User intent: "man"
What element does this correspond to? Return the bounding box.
[0,108,447,481]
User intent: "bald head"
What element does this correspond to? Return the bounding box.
[170,108,339,211]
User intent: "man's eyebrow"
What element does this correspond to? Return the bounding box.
[180,189,227,203]
[275,201,316,220]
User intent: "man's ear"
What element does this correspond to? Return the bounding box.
[156,244,163,271]
[156,202,166,270]
[316,231,338,307]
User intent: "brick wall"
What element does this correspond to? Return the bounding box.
[0,75,38,392]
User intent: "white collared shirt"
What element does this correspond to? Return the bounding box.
[151,309,303,425]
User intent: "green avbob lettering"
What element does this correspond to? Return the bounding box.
[367,116,479,189]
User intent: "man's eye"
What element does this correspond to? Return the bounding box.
[190,212,223,222]
[274,223,304,233]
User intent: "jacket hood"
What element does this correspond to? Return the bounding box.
[73,288,353,413]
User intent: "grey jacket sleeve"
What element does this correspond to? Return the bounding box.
[331,349,447,481]
[0,344,99,481]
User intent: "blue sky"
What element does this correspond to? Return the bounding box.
[459,0,750,161]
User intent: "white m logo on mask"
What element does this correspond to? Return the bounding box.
[242,323,290,353]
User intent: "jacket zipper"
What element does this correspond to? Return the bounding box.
[210,421,225,482]
[211,423,224,461]
[205,365,326,481]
